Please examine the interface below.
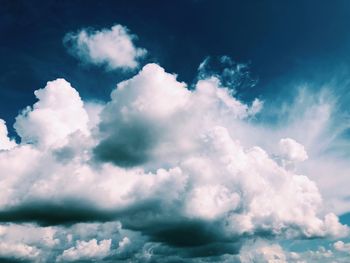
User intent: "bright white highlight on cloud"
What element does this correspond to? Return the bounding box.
[0,242,40,261]
[279,137,308,163]
[239,240,287,263]
[64,24,147,70]
[57,239,111,262]
[0,61,349,262]
[14,78,89,148]
[0,119,16,150]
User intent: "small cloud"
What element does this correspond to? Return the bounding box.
[63,24,147,71]
[278,137,308,163]
[334,240,350,254]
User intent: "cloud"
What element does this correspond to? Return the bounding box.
[276,137,308,170]
[278,137,308,163]
[256,87,350,215]
[0,61,349,261]
[14,78,89,148]
[0,221,124,262]
[94,63,262,168]
[238,239,350,263]
[64,24,147,70]
[334,240,350,254]
[0,242,40,262]
[56,239,111,262]
[239,240,287,263]
[0,120,16,150]
[93,63,190,167]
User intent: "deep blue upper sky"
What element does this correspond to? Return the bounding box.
[2,0,350,133]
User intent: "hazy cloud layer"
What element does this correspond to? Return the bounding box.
[0,59,349,261]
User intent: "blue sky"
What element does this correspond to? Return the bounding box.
[1,1,350,262]
[2,0,350,123]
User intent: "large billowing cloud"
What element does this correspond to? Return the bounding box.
[0,61,349,262]
[64,24,147,70]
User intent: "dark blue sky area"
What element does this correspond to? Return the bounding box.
[1,0,350,132]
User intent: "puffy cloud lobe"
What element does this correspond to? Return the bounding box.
[182,126,347,239]
[0,63,348,261]
[94,63,190,167]
[0,120,16,150]
[0,221,125,262]
[64,24,147,70]
[279,137,308,163]
[334,240,350,254]
[14,79,89,148]
[116,236,131,253]
[238,239,350,263]
[239,240,287,263]
[94,64,262,168]
[0,223,55,262]
[184,184,240,220]
[56,239,111,262]
[0,242,40,261]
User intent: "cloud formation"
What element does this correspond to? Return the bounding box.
[0,61,349,261]
[14,79,89,148]
[64,24,147,70]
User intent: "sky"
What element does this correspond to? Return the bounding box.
[1,0,350,262]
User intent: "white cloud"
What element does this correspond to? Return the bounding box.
[0,242,40,261]
[0,62,348,261]
[14,78,89,148]
[334,240,350,254]
[184,184,240,220]
[0,221,123,262]
[116,236,131,254]
[0,119,16,150]
[239,240,287,263]
[56,239,111,262]
[64,24,147,70]
[0,224,59,248]
[239,239,350,263]
[279,137,308,163]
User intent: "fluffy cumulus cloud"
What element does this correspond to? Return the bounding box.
[0,60,349,261]
[14,78,89,148]
[64,24,147,70]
